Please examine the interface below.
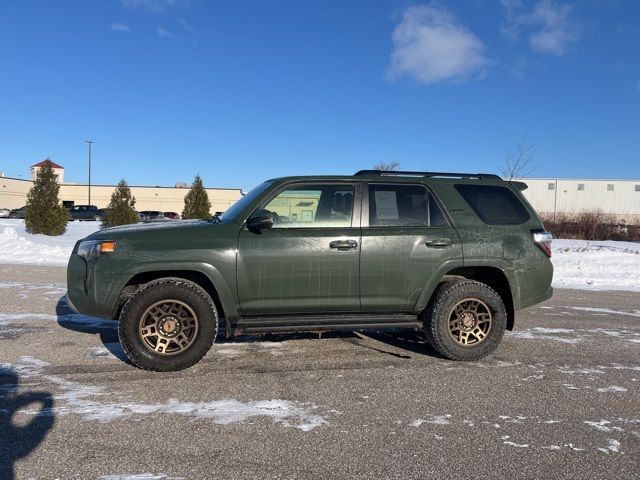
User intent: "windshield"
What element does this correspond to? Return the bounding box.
[221,181,273,223]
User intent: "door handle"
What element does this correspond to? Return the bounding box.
[425,238,452,248]
[329,240,358,250]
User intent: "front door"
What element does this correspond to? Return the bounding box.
[237,182,360,315]
[359,183,463,311]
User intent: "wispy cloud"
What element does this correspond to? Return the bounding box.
[179,18,195,33]
[157,25,175,38]
[110,22,131,32]
[387,4,487,84]
[122,0,181,14]
[501,0,580,56]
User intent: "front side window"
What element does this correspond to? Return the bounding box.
[255,184,354,228]
[368,184,448,227]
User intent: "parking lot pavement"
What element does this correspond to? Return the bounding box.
[0,265,638,480]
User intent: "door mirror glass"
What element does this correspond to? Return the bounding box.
[247,212,274,231]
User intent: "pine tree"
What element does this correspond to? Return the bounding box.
[25,160,68,235]
[182,174,212,220]
[105,179,140,227]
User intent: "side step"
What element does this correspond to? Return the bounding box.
[234,313,421,336]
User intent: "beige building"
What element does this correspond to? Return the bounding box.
[1,160,243,214]
[31,159,65,183]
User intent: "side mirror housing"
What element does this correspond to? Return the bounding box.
[247,214,274,232]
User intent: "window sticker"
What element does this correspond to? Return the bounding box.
[374,190,399,219]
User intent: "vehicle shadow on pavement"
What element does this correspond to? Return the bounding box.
[55,295,132,365]
[219,330,442,360]
[0,367,55,480]
[357,330,444,359]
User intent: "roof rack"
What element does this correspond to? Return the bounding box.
[354,170,502,180]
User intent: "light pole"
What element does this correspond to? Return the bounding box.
[86,140,93,205]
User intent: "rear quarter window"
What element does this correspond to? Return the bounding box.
[455,184,530,225]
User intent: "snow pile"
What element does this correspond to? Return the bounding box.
[551,240,640,292]
[0,219,98,266]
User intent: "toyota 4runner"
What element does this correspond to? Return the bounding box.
[67,170,553,371]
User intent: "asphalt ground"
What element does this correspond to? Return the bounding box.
[0,264,638,480]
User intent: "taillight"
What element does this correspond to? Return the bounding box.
[532,230,553,258]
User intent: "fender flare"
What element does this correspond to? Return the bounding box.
[118,261,239,323]
[413,259,519,315]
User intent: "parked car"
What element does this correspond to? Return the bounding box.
[8,206,27,219]
[163,212,180,220]
[67,170,553,371]
[139,211,164,222]
[0,207,10,218]
[68,205,103,221]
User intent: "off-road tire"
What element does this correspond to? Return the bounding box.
[423,280,507,361]
[119,278,218,371]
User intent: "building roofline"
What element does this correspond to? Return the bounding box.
[0,176,242,191]
[520,177,640,182]
[31,159,64,169]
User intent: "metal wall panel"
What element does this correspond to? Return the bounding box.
[520,178,640,220]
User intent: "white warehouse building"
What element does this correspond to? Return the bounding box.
[520,178,640,222]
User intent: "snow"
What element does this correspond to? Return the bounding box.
[1,219,639,292]
[551,239,640,292]
[3,355,329,431]
[0,219,98,266]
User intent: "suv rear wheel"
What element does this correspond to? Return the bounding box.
[423,280,506,361]
[118,278,218,371]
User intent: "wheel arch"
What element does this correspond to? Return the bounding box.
[116,263,238,335]
[415,263,516,331]
[440,266,515,331]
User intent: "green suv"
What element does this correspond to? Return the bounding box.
[67,170,553,371]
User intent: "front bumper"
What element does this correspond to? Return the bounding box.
[66,253,128,319]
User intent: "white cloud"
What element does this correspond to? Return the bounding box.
[110,22,131,32]
[387,4,487,84]
[502,0,580,56]
[122,0,180,14]
[157,25,175,38]
[179,18,195,33]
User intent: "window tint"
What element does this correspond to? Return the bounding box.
[256,184,354,228]
[368,184,448,227]
[455,185,530,225]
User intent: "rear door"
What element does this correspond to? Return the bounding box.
[237,182,361,315]
[359,182,463,311]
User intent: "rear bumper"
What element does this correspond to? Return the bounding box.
[519,285,553,310]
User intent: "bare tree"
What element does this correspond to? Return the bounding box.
[501,143,535,180]
[373,161,400,171]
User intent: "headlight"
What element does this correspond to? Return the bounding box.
[77,240,117,261]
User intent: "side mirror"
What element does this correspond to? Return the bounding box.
[247,214,274,232]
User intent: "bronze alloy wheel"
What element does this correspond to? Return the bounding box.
[447,297,492,346]
[138,299,199,355]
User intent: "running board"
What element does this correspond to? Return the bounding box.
[234,313,421,336]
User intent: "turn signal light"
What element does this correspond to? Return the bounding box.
[99,241,117,253]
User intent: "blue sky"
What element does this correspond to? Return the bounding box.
[1,0,639,191]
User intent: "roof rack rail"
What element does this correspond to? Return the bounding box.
[354,170,502,180]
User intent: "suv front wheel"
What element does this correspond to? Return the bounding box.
[119,278,219,371]
[423,280,507,361]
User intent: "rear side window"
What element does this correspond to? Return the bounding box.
[455,185,530,225]
[368,184,448,227]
